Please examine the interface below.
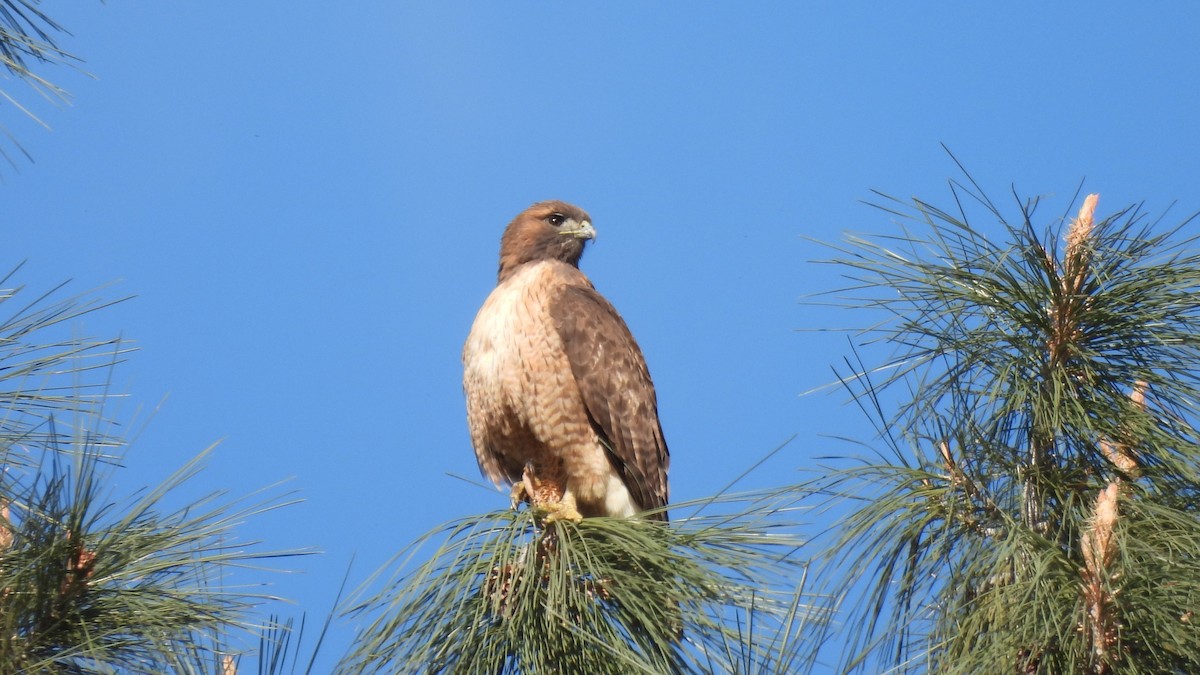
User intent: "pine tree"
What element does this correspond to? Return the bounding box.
[816,170,1200,673]
[338,479,823,673]
[0,267,302,673]
[0,0,78,167]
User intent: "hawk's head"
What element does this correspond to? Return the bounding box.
[498,200,595,282]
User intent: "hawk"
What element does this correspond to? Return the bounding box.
[462,201,670,522]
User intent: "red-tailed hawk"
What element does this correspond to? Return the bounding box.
[462,201,670,522]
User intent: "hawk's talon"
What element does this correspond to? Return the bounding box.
[510,481,531,511]
[540,500,584,524]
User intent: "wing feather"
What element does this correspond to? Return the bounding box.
[549,282,670,516]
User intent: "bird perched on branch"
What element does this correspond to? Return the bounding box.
[462,201,670,522]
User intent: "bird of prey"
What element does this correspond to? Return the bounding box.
[462,200,669,522]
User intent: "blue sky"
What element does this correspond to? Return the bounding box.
[6,2,1200,670]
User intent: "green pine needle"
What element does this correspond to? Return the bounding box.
[340,488,821,674]
[812,167,1200,674]
[0,267,311,673]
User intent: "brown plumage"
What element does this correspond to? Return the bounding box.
[462,200,670,521]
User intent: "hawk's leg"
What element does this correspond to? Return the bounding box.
[511,461,582,523]
[541,491,583,524]
[509,480,531,510]
[509,462,540,511]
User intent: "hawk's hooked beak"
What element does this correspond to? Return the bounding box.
[564,220,596,242]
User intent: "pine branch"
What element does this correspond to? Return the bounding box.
[339,488,823,674]
[0,0,82,169]
[0,266,311,673]
[814,170,1200,673]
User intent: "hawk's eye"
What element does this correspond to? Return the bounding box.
[547,213,566,227]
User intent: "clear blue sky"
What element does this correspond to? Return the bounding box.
[6,3,1200,671]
